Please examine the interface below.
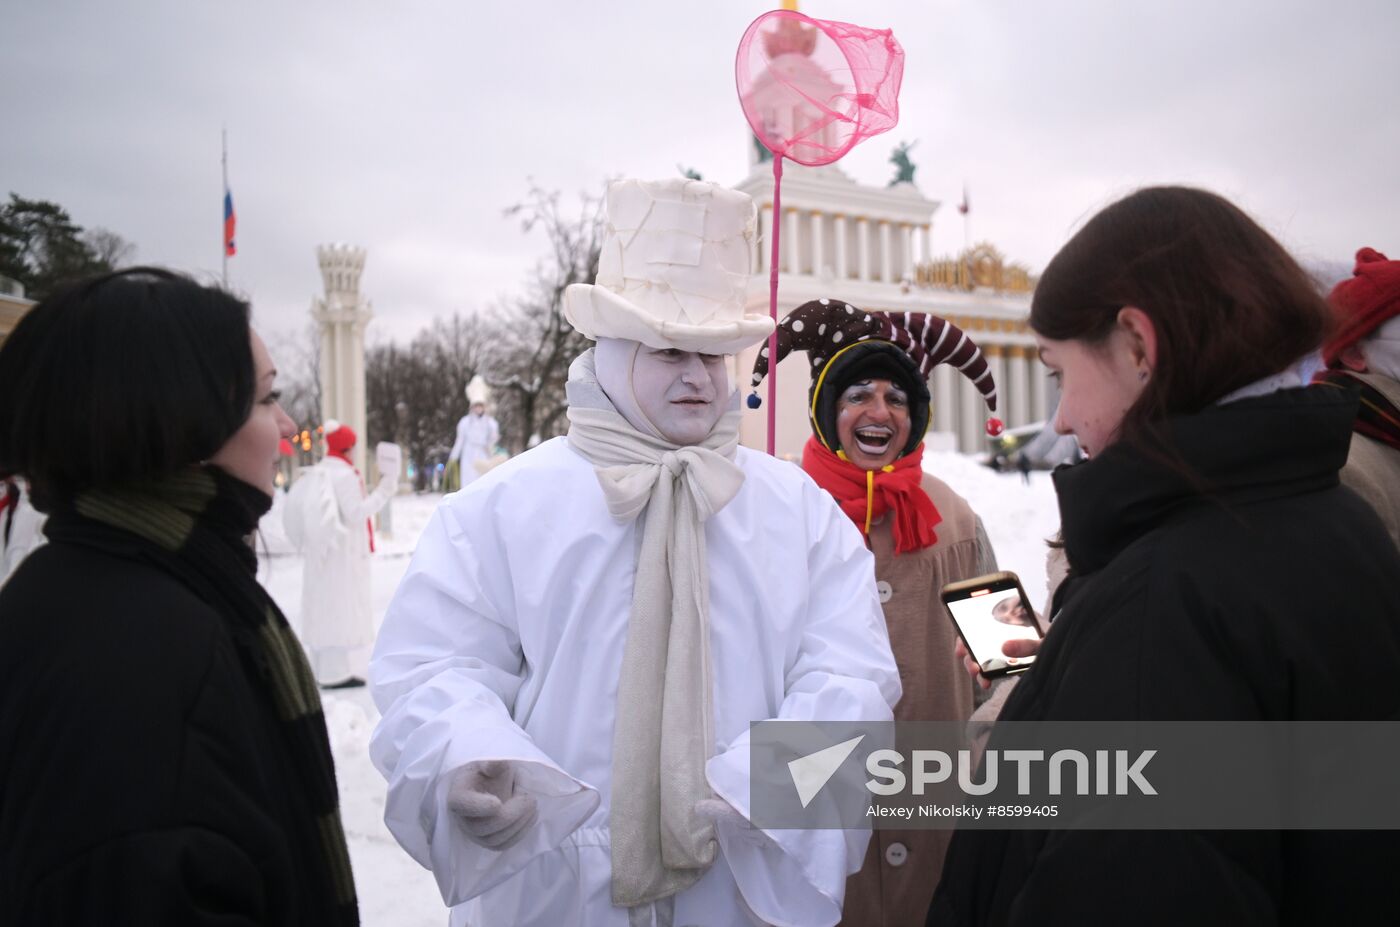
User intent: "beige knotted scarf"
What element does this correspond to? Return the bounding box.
[564,351,745,911]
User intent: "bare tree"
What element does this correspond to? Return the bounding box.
[82,227,136,268]
[354,181,607,484]
[484,184,605,454]
[268,322,322,432]
[365,312,487,489]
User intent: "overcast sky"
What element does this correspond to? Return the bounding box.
[4,0,1396,347]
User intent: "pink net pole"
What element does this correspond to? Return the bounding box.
[766,154,783,456]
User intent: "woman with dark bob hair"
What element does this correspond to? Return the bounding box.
[929,187,1400,924]
[0,268,358,925]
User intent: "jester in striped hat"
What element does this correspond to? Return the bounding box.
[749,298,1003,923]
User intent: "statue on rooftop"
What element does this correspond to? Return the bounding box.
[889,140,918,186]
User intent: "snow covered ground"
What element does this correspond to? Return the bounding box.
[256,451,1060,926]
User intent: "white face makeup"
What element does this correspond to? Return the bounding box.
[631,347,729,445]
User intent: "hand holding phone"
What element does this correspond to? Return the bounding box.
[955,636,1043,689]
[941,572,1044,679]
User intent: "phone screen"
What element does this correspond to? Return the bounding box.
[944,581,1040,675]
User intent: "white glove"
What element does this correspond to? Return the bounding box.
[447,760,539,851]
[695,798,770,849]
[375,442,402,481]
[695,800,772,925]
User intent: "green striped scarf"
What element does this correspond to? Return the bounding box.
[69,467,358,924]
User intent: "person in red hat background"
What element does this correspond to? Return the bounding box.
[297,420,401,688]
[1315,247,1400,549]
[749,299,1001,926]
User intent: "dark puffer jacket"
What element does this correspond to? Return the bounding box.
[0,536,330,924]
[928,387,1400,926]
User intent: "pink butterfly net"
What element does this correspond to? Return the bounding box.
[735,9,905,452]
[737,10,904,166]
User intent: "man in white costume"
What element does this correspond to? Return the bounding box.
[370,179,901,926]
[296,421,400,687]
[447,376,500,490]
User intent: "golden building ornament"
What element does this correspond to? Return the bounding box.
[912,240,1038,295]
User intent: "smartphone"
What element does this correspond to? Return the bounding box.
[941,571,1043,678]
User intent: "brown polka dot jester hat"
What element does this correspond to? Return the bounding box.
[748,298,1002,457]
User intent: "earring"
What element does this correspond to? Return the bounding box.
[1138,369,1150,382]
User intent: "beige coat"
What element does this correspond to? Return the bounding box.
[1339,372,1400,551]
[840,473,996,927]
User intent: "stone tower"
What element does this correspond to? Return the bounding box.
[312,244,372,474]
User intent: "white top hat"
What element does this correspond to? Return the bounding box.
[465,374,491,406]
[564,178,775,355]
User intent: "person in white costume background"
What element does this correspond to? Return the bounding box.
[0,477,45,586]
[446,375,500,490]
[295,421,400,688]
[369,178,901,927]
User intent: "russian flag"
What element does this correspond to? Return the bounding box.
[223,188,237,257]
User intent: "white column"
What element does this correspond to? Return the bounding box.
[318,312,334,424]
[1009,348,1031,429]
[900,223,914,282]
[857,218,871,282]
[786,208,801,274]
[879,221,893,282]
[921,224,932,263]
[351,318,367,475]
[331,315,345,422]
[933,363,956,436]
[759,205,773,271]
[810,211,825,278]
[833,215,848,280]
[1031,349,1050,423]
[987,348,1007,434]
[960,372,982,454]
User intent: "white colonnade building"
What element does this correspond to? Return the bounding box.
[732,162,1050,460]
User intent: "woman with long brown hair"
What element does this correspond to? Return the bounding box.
[929,187,1400,924]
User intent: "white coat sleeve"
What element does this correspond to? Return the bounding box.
[705,483,901,927]
[328,461,394,525]
[368,503,600,906]
[1,493,46,582]
[447,417,467,463]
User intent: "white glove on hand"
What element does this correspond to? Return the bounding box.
[447,760,539,851]
[695,798,770,849]
[695,800,772,925]
[375,442,402,482]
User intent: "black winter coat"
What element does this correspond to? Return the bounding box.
[0,537,324,924]
[929,387,1400,926]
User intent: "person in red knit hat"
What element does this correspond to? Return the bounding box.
[749,299,1001,926]
[1314,247,1400,549]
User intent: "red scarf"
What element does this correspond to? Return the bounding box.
[801,436,941,554]
[330,449,375,553]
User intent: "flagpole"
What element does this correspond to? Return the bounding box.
[962,185,971,252]
[222,128,229,288]
[959,183,971,288]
